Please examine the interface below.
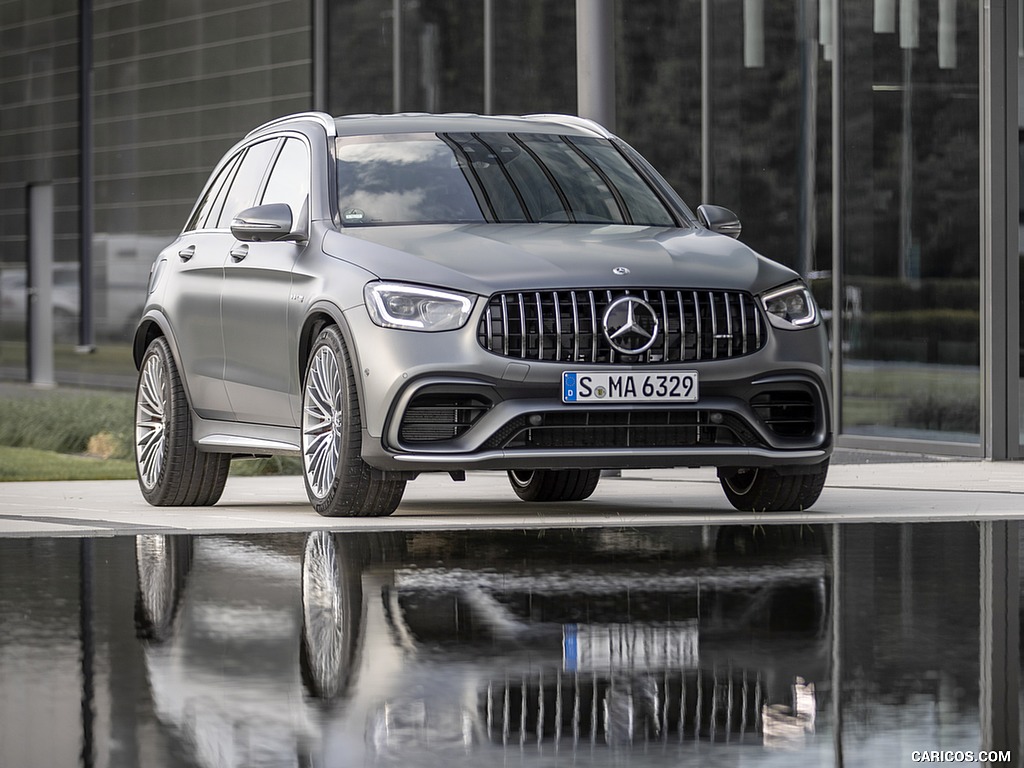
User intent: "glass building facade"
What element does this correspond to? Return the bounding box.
[0,0,1020,458]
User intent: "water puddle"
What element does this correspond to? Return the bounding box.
[0,522,1017,766]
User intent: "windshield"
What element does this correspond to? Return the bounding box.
[335,132,679,227]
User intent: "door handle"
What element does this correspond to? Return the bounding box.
[229,244,249,263]
[178,245,195,262]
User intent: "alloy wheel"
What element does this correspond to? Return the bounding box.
[303,346,342,499]
[301,531,349,700]
[135,351,168,490]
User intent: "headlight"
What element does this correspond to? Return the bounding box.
[364,282,475,331]
[761,283,819,329]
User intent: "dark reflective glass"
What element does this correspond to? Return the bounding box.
[1,523,1012,767]
[260,139,311,221]
[336,133,676,227]
[839,3,981,444]
[215,140,281,230]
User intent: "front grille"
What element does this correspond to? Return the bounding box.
[485,410,764,451]
[481,667,767,746]
[399,394,492,443]
[751,390,817,439]
[478,289,766,364]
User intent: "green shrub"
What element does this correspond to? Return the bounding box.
[0,387,303,477]
[0,390,134,458]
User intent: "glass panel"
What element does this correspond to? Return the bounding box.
[336,136,486,225]
[700,0,831,277]
[839,3,981,444]
[336,132,677,227]
[260,138,311,220]
[214,140,280,230]
[573,137,676,227]
[449,132,562,223]
[186,153,242,233]
[517,133,624,223]
[326,0,576,117]
[1019,130,1024,448]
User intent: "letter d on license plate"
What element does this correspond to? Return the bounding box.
[562,371,699,403]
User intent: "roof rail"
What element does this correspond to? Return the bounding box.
[522,113,614,138]
[246,111,337,139]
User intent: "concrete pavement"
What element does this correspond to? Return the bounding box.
[1,460,1023,537]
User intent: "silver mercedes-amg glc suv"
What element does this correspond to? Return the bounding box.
[133,112,832,517]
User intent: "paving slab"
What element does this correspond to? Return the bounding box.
[1,461,1023,537]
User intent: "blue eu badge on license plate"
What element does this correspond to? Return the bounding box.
[563,373,578,402]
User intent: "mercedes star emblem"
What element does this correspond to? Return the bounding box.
[602,296,660,355]
[612,266,630,276]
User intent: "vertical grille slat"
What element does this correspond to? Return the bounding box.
[479,288,765,363]
[571,292,580,362]
[535,292,545,360]
[557,290,565,362]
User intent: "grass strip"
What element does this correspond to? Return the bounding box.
[0,445,136,482]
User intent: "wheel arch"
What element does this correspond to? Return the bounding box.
[133,312,196,413]
[299,301,369,421]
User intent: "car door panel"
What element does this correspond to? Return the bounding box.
[221,137,311,427]
[163,232,232,419]
[221,241,303,426]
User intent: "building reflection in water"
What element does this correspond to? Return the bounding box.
[0,522,1018,767]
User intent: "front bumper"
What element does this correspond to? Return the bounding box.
[346,307,832,474]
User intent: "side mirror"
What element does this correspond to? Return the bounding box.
[230,203,305,243]
[697,204,742,239]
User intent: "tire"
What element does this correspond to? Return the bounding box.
[301,326,405,517]
[507,468,601,502]
[134,534,193,642]
[718,460,829,512]
[300,531,363,701]
[134,336,230,506]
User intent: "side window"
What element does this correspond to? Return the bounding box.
[214,139,280,230]
[261,138,310,222]
[184,152,241,232]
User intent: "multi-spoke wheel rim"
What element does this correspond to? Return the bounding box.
[303,346,342,499]
[136,352,168,490]
[302,531,346,699]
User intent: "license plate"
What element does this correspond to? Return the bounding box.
[562,371,699,403]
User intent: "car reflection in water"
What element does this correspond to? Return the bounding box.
[134,526,830,767]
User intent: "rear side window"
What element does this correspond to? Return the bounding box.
[184,153,241,232]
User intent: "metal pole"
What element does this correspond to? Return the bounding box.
[979,522,1020,764]
[831,524,844,767]
[313,0,327,111]
[797,0,818,277]
[979,0,1019,459]
[28,184,56,388]
[701,0,712,203]
[79,539,96,768]
[575,0,615,132]
[484,0,494,114]
[79,0,95,352]
[392,0,402,112]
[830,0,844,443]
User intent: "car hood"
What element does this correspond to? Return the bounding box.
[323,224,800,296]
